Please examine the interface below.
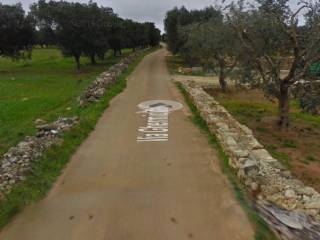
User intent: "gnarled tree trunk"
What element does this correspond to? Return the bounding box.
[90,54,96,65]
[278,81,290,128]
[218,59,227,92]
[74,55,80,70]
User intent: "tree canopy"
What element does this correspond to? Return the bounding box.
[164,6,222,54]
[0,3,35,59]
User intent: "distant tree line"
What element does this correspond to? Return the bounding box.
[164,0,320,128]
[0,0,161,69]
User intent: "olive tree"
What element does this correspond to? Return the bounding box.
[82,3,115,64]
[164,6,222,54]
[181,19,239,91]
[31,1,116,68]
[0,3,35,59]
[229,0,320,127]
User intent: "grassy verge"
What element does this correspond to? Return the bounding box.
[0,48,132,156]
[176,82,277,240]
[0,47,157,229]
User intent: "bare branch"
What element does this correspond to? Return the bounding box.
[291,5,307,24]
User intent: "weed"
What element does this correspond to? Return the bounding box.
[256,127,269,133]
[282,140,298,148]
[306,155,317,162]
[268,150,291,169]
[266,144,277,151]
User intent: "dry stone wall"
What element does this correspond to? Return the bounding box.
[79,51,141,105]
[0,117,79,199]
[180,80,320,239]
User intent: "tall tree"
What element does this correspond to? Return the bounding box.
[179,13,237,91]
[0,3,35,59]
[108,16,124,57]
[164,7,187,54]
[82,3,115,64]
[144,22,161,47]
[122,19,139,51]
[164,6,223,54]
[35,26,57,47]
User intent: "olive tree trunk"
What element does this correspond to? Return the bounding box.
[74,55,80,70]
[218,60,227,92]
[278,82,290,128]
[90,54,96,65]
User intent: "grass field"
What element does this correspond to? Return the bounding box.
[0,48,132,155]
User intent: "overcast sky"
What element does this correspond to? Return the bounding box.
[2,0,302,33]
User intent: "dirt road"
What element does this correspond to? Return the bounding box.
[0,49,254,240]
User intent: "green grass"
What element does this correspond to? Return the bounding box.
[282,140,298,149]
[0,47,157,229]
[221,102,275,125]
[176,82,277,240]
[292,111,320,126]
[0,48,132,155]
[266,146,291,169]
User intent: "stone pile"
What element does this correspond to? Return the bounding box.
[79,51,141,105]
[0,117,79,198]
[180,81,320,230]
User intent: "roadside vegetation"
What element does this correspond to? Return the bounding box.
[0,47,157,229]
